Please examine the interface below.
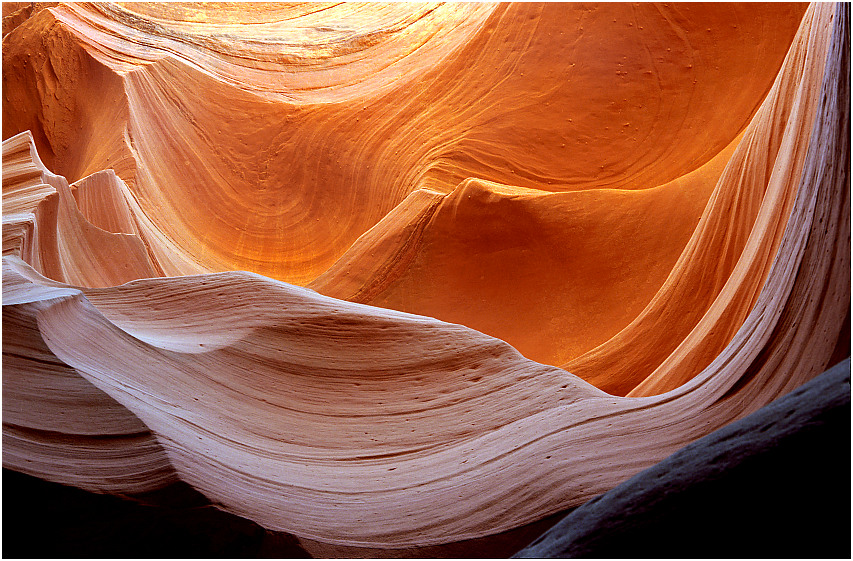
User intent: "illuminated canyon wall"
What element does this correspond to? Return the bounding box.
[2,1,849,551]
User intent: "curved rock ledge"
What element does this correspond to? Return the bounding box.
[2,1,849,550]
[514,358,852,558]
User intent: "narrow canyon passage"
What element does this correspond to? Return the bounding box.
[2,1,849,552]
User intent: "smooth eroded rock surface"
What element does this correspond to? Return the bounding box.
[515,359,852,559]
[2,1,849,552]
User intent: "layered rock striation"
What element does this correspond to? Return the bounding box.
[2,1,849,550]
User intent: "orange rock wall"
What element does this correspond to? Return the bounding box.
[2,1,849,550]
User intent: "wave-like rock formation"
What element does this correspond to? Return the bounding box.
[515,359,851,559]
[2,1,850,550]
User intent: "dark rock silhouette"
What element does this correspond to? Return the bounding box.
[515,359,852,559]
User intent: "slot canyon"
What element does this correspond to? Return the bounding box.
[2,2,850,557]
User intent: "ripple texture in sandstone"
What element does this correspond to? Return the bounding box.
[2,1,849,550]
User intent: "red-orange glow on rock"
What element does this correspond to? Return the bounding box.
[2,1,848,552]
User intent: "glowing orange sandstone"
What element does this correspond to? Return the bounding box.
[2,1,848,551]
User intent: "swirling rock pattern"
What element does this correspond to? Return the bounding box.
[2,1,849,550]
[515,359,852,559]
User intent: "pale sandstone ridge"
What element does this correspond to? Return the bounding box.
[2,131,178,493]
[2,1,849,550]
